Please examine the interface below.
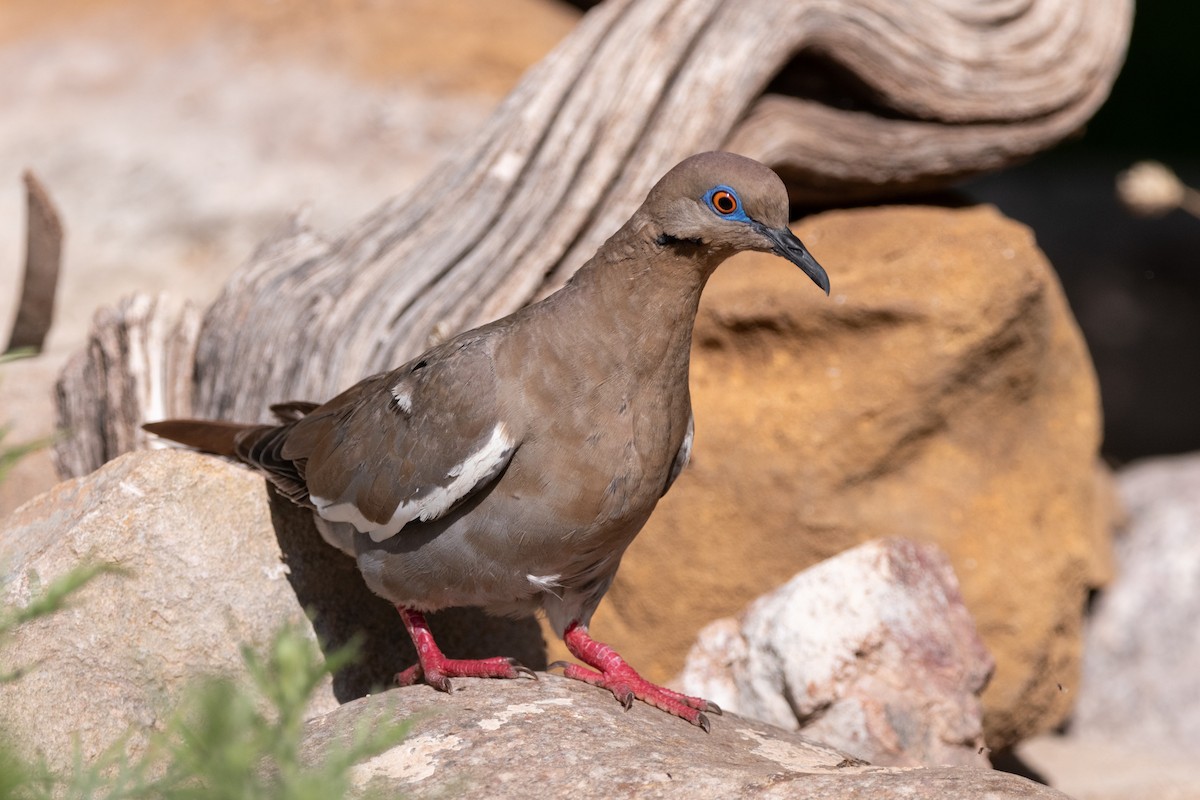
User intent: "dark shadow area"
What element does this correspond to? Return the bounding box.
[965,157,1200,463]
[265,487,548,702]
[764,48,906,118]
[991,747,1052,785]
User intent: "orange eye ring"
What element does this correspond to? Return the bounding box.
[711,190,738,215]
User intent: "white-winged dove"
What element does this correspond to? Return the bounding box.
[145,151,829,730]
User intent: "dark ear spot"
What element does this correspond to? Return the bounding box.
[656,233,704,248]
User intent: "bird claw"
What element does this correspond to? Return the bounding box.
[394,664,424,687]
[514,665,538,680]
[553,658,712,729]
[558,625,718,731]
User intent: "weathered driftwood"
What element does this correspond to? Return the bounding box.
[54,0,1132,477]
[53,294,200,478]
[6,172,63,354]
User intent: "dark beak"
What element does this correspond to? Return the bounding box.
[758,224,831,295]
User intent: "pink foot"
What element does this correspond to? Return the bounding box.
[553,621,720,731]
[394,606,535,692]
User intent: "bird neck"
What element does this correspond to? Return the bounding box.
[558,219,722,381]
[572,213,721,301]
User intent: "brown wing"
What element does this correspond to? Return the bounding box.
[275,333,520,542]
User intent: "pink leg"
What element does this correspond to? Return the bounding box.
[394,606,535,692]
[552,621,720,731]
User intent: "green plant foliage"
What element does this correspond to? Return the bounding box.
[122,627,410,800]
[0,563,126,798]
[0,568,409,799]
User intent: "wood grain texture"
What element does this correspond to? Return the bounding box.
[55,0,1132,476]
[6,171,63,354]
[54,293,200,478]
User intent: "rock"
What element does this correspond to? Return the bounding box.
[559,205,1113,749]
[1015,733,1200,800]
[1071,452,1200,754]
[0,449,310,767]
[301,676,1070,799]
[0,449,544,770]
[676,538,993,768]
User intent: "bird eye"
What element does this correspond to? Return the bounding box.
[711,190,738,215]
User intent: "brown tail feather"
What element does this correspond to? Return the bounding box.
[143,419,258,457]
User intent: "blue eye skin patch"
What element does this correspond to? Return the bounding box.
[703,185,751,222]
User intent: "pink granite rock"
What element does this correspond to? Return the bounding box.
[676,538,995,767]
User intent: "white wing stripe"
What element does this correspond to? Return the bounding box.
[311,422,515,543]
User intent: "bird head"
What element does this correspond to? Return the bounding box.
[644,151,830,294]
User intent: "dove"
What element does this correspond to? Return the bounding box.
[146,151,829,730]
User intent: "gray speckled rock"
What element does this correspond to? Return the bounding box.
[0,449,544,770]
[0,449,319,768]
[303,676,1065,799]
[1073,452,1200,754]
[675,538,994,767]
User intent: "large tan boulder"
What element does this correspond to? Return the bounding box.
[552,204,1113,748]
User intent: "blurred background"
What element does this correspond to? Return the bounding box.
[2,0,1195,468]
[0,0,1197,794]
[964,0,1200,464]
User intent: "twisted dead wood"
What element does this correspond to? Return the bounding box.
[6,172,63,354]
[54,0,1132,477]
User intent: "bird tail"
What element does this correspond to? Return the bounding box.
[143,419,258,457]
